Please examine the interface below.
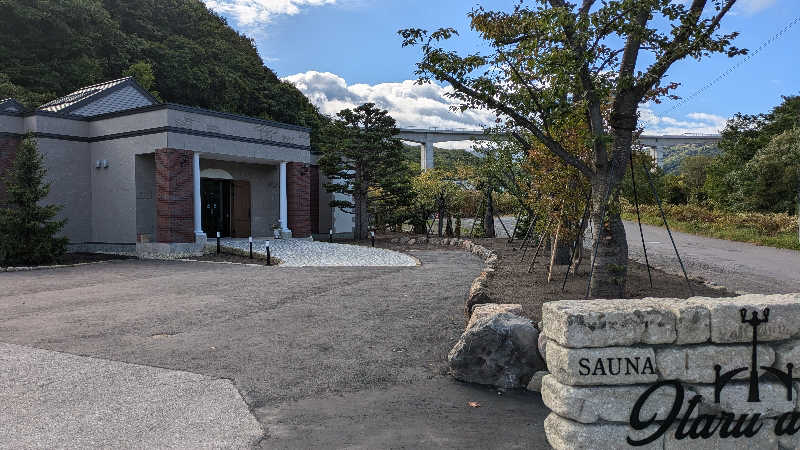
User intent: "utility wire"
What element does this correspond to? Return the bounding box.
[643,14,800,127]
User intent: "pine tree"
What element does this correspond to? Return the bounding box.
[0,134,67,266]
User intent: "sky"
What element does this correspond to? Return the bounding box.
[203,0,798,141]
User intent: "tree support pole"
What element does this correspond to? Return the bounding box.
[642,160,694,296]
[630,151,653,288]
[527,216,552,273]
[507,209,522,245]
[496,214,512,240]
[469,197,485,238]
[562,194,591,292]
[518,217,537,262]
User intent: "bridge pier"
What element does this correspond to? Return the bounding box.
[421,141,434,170]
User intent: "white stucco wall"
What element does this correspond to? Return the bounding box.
[37,137,92,243]
[90,134,167,243]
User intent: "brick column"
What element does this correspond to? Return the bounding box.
[0,137,21,208]
[155,148,194,243]
[286,162,312,238]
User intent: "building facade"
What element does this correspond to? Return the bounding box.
[0,77,339,255]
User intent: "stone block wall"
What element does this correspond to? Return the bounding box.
[286,162,312,238]
[541,294,800,449]
[0,136,20,207]
[155,148,194,243]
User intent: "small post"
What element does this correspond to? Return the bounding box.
[370,230,375,247]
[216,231,221,254]
[329,228,333,243]
[249,236,253,259]
[265,240,271,266]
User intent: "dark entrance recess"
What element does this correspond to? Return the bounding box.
[202,178,252,238]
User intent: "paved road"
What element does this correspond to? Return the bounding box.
[0,252,548,449]
[623,221,800,294]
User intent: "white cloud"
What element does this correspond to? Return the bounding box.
[735,0,777,14]
[640,105,727,135]
[283,70,495,133]
[203,0,337,25]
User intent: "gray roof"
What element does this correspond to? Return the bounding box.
[38,77,157,114]
[0,98,26,113]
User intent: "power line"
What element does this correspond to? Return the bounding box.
[645,14,800,126]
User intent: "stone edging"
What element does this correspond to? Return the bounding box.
[0,260,113,272]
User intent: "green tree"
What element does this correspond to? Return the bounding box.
[400,0,745,297]
[706,95,800,210]
[736,128,800,214]
[319,103,408,240]
[123,61,162,101]
[680,155,713,204]
[0,135,67,266]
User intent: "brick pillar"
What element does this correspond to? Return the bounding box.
[155,148,194,243]
[286,162,312,238]
[310,165,320,235]
[0,136,21,208]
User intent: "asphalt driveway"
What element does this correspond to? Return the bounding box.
[0,250,549,449]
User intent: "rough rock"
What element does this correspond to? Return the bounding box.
[546,341,657,386]
[708,294,800,343]
[544,413,664,450]
[448,312,544,389]
[467,303,523,330]
[654,344,774,383]
[541,375,696,424]
[527,370,549,392]
[538,333,548,362]
[542,298,677,348]
[692,381,796,418]
[464,273,492,317]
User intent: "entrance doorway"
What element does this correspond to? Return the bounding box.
[201,179,252,238]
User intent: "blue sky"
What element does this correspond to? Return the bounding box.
[203,0,798,137]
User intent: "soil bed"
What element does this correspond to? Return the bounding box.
[467,237,729,323]
[366,233,730,324]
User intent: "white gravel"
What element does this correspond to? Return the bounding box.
[217,238,417,267]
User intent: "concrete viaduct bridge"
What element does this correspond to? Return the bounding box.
[395,128,721,169]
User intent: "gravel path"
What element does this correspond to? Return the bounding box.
[218,238,417,267]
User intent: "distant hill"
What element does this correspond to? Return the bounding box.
[0,0,325,142]
[402,144,482,171]
[661,144,720,174]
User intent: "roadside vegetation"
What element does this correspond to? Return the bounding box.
[619,95,800,250]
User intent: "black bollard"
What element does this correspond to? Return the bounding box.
[329,229,333,243]
[249,237,253,259]
[216,232,221,254]
[266,241,271,266]
[370,231,375,247]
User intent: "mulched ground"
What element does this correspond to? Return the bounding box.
[368,233,730,324]
[464,237,729,323]
[56,253,135,265]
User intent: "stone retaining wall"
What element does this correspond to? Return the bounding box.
[541,294,800,449]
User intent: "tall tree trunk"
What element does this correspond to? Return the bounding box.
[445,214,454,237]
[455,216,461,238]
[353,189,369,241]
[437,197,445,237]
[484,187,496,238]
[589,173,628,298]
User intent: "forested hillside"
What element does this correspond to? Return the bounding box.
[660,143,719,174]
[0,0,325,140]
[401,144,481,171]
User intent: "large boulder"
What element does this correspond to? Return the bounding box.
[448,312,545,389]
[467,303,524,330]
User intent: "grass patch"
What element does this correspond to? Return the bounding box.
[621,201,800,251]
